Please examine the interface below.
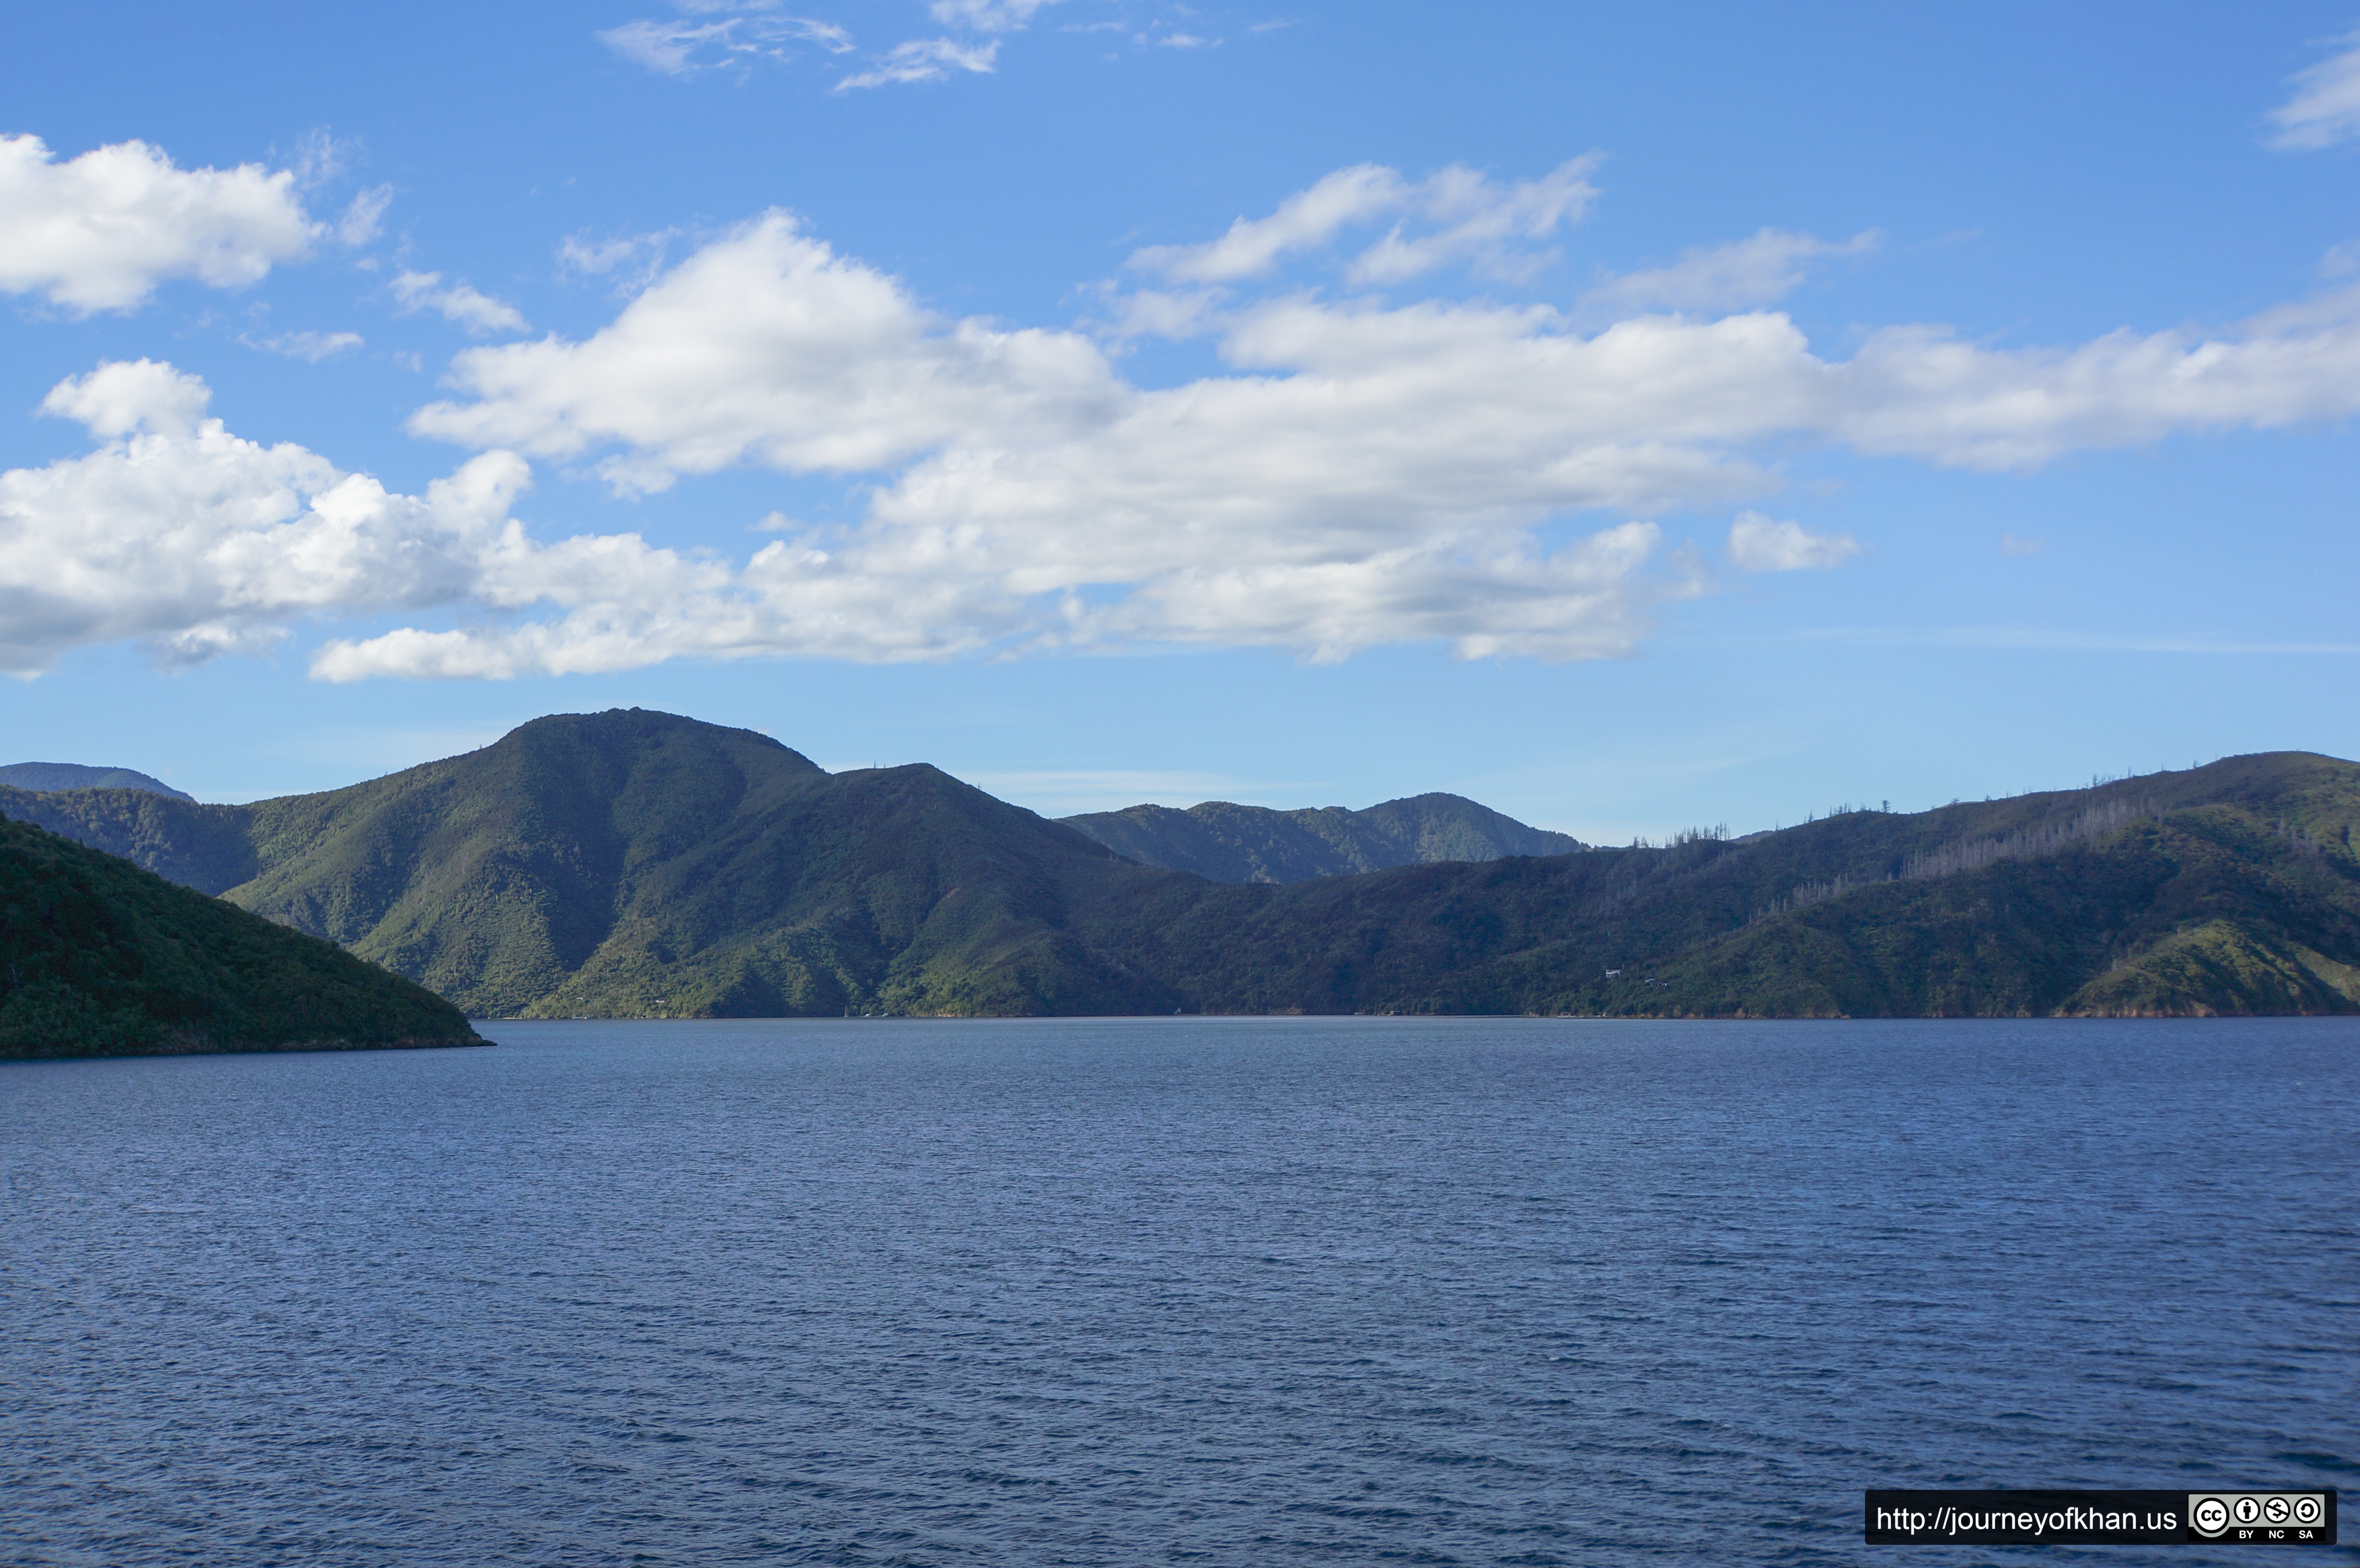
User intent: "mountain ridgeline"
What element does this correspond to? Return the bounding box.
[1059,795,1582,883]
[5,710,2357,1020]
[0,762,192,801]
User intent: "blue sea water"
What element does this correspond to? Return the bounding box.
[1,1017,2353,1567]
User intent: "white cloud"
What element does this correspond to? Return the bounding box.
[1583,228,1879,315]
[928,0,1057,31]
[1127,158,1598,286]
[376,206,2360,680]
[409,213,1119,487]
[836,37,998,90]
[1,362,530,674]
[559,227,683,291]
[1347,160,1600,285]
[391,270,529,335]
[38,359,212,437]
[1726,512,1861,571]
[28,168,2360,685]
[1131,165,1406,283]
[0,134,317,313]
[244,329,365,362]
[1999,532,2045,556]
[337,185,393,246]
[2269,34,2360,150]
[599,10,854,76]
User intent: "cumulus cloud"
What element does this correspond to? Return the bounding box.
[836,37,998,89]
[409,213,1119,488]
[1726,512,1861,571]
[599,9,853,76]
[0,134,317,313]
[1582,228,1880,315]
[28,169,2360,684]
[391,270,528,335]
[374,204,2360,679]
[0,362,530,674]
[1128,158,1599,286]
[38,359,213,437]
[2269,34,2360,150]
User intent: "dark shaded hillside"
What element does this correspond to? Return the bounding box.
[0,818,479,1061]
[0,783,254,892]
[6,714,2354,1021]
[1106,754,2360,1018]
[0,763,192,800]
[1063,792,1582,883]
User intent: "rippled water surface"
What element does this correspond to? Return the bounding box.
[4,1017,2354,1566]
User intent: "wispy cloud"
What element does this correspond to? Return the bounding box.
[1998,532,2044,556]
[1582,228,1879,315]
[836,37,998,90]
[2268,32,2360,150]
[928,0,1060,32]
[1126,157,1599,289]
[391,270,528,335]
[336,185,393,246]
[559,227,684,292]
[599,7,853,77]
[243,328,364,362]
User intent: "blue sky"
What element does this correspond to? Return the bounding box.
[2,2,2357,841]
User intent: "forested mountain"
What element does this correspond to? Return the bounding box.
[0,762,192,800]
[1060,793,1582,882]
[0,818,480,1061]
[5,710,2355,1020]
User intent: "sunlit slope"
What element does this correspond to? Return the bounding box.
[1063,793,1583,883]
[0,818,478,1060]
[521,761,1180,1018]
[221,711,834,1015]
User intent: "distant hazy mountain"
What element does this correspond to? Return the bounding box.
[0,763,193,801]
[1,817,478,1061]
[5,709,2356,1020]
[1061,794,1583,883]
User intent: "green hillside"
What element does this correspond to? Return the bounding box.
[3,711,1172,1018]
[1062,792,1583,882]
[0,818,480,1061]
[5,711,2354,1020]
